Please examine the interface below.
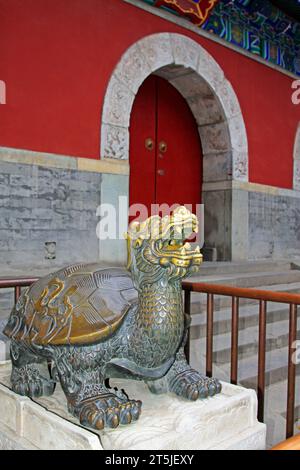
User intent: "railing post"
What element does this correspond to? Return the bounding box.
[257,300,267,423]
[286,304,297,439]
[14,285,21,304]
[231,296,239,385]
[172,280,300,442]
[184,290,191,364]
[206,293,214,378]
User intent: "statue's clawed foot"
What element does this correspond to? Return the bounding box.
[71,391,142,430]
[11,364,55,398]
[169,368,222,400]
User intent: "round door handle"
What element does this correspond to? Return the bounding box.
[145,138,154,151]
[157,169,165,176]
[159,141,167,153]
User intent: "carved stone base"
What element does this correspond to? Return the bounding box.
[0,362,266,450]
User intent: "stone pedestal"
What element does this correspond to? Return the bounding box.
[0,361,266,450]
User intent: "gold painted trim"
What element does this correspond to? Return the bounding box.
[123,0,298,80]
[0,147,129,175]
[233,180,300,197]
[233,181,280,195]
[77,157,129,175]
[156,0,218,25]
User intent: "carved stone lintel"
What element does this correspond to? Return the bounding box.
[197,47,225,91]
[218,79,243,120]
[101,124,129,160]
[232,150,249,181]
[228,116,248,153]
[171,34,200,70]
[114,43,151,95]
[138,33,174,72]
[102,75,135,128]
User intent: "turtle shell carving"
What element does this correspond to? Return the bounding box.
[4,264,138,346]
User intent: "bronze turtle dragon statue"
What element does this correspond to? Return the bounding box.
[4,206,221,430]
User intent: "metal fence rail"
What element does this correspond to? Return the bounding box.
[0,278,39,304]
[182,281,300,439]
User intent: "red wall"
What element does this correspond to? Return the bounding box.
[0,0,299,188]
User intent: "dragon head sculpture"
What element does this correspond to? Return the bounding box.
[125,206,202,289]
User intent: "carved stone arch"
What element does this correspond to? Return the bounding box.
[100,33,249,262]
[293,123,300,190]
[101,33,248,182]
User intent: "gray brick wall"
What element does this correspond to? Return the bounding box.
[249,192,300,259]
[1,159,299,268]
[0,161,101,268]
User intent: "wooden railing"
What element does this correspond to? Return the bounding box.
[0,277,39,304]
[272,434,300,450]
[182,281,300,440]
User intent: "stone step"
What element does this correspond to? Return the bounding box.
[236,347,300,388]
[192,318,300,365]
[231,347,299,389]
[263,378,300,447]
[0,260,296,278]
[198,260,294,276]
[190,301,292,336]
[190,337,300,448]
[265,378,300,421]
[188,263,300,448]
[188,267,300,448]
[188,270,300,288]
[190,343,300,390]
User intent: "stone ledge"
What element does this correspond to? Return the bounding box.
[0,422,38,450]
[0,381,102,450]
[0,362,266,450]
[0,147,129,175]
[202,180,300,198]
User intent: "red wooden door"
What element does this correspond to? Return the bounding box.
[129,75,202,220]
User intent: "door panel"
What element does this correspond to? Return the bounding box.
[156,76,202,214]
[129,75,202,220]
[129,77,157,220]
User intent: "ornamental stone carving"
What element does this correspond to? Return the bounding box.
[101,32,249,183]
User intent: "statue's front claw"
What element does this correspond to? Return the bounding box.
[73,394,142,430]
[169,369,222,401]
[11,364,55,398]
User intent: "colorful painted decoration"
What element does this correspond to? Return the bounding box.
[141,0,300,76]
[154,0,220,26]
[203,0,300,75]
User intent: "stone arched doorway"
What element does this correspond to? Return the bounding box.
[100,33,249,262]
